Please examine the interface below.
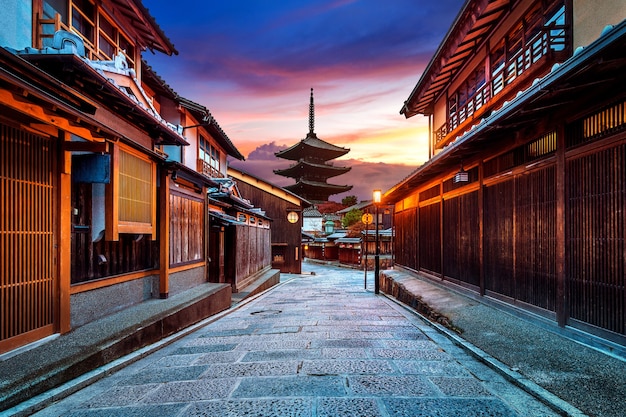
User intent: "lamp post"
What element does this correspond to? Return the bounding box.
[373,189,381,294]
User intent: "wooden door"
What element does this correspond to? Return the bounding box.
[0,122,57,354]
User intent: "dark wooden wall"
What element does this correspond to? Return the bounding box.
[393,99,626,340]
[233,180,303,273]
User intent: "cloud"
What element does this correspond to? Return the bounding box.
[247,141,287,160]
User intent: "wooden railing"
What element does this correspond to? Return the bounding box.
[435,24,567,148]
[198,159,224,179]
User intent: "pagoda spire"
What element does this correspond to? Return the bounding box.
[274,89,352,203]
[309,88,315,135]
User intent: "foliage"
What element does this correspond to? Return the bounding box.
[342,208,363,228]
[341,195,358,206]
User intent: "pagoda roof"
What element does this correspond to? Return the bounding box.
[274,159,351,179]
[275,133,349,161]
[284,179,353,202]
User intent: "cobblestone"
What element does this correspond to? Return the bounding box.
[31,263,559,417]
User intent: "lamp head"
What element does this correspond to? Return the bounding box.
[373,189,382,204]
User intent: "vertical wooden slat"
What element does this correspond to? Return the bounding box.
[0,122,56,353]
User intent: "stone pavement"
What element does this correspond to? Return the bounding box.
[24,263,560,417]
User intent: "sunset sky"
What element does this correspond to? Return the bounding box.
[142,0,464,201]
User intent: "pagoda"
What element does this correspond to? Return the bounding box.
[275,89,352,203]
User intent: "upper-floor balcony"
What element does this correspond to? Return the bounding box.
[435,22,567,150]
[198,158,224,179]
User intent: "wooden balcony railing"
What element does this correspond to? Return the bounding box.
[198,159,224,179]
[435,24,567,149]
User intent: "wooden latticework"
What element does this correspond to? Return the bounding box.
[1,123,56,351]
[567,146,626,334]
[169,192,204,266]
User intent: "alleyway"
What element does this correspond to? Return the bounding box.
[32,263,558,417]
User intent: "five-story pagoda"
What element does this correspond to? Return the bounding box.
[275,89,352,203]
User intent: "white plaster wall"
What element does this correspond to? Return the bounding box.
[573,0,626,48]
[0,0,32,49]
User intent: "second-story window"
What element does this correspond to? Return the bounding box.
[39,0,137,67]
[199,135,221,176]
[447,1,566,133]
[71,0,95,43]
[448,66,486,128]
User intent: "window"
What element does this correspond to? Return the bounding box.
[199,135,221,176]
[448,66,487,126]
[170,193,204,266]
[71,0,95,44]
[119,151,152,225]
[39,0,136,67]
[107,145,156,240]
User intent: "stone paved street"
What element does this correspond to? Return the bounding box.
[32,263,558,416]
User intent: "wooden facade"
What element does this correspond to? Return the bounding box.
[0,0,247,355]
[389,0,626,344]
[208,183,274,292]
[228,167,310,274]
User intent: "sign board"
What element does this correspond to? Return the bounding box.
[361,213,373,225]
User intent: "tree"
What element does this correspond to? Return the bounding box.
[341,195,358,206]
[342,208,363,228]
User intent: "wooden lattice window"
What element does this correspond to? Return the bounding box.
[107,145,156,240]
[38,0,137,67]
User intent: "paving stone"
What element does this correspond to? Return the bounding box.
[120,365,209,385]
[182,399,313,417]
[320,348,369,359]
[317,397,384,417]
[189,351,245,364]
[348,375,439,396]
[327,331,394,339]
[241,349,320,362]
[79,384,160,407]
[301,359,395,375]
[173,343,238,355]
[200,361,300,378]
[394,360,471,377]
[371,348,452,360]
[231,375,347,397]
[382,339,435,349]
[236,339,311,350]
[142,378,238,402]
[429,376,494,397]
[251,326,301,334]
[311,338,380,348]
[54,404,187,417]
[382,398,518,416]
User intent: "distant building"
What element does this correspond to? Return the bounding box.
[228,167,311,274]
[274,89,352,203]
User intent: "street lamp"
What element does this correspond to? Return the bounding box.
[373,189,381,294]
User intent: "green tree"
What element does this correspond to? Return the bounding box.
[341,195,358,206]
[342,208,363,228]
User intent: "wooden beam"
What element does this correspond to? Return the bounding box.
[0,88,105,141]
[555,124,567,327]
[62,141,109,153]
[58,131,71,333]
[105,143,119,241]
[159,171,170,298]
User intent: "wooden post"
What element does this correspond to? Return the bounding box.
[58,131,71,333]
[478,161,485,296]
[159,170,170,298]
[555,124,567,326]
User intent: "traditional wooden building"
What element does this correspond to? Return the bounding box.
[0,0,236,356]
[207,177,277,292]
[275,89,352,202]
[228,167,311,274]
[387,0,626,345]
